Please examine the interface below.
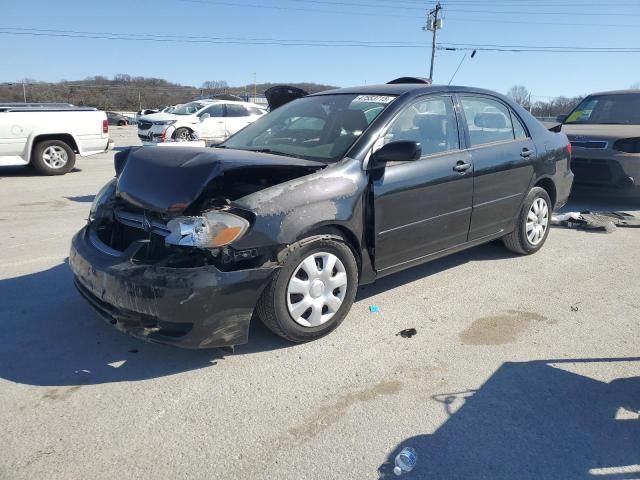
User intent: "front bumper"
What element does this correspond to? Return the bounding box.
[69,226,277,349]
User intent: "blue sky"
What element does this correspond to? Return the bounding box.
[2,0,640,98]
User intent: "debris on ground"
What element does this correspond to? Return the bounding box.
[394,446,417,475]
[571,302,582,312]
[396,328,417,338]
[552,211,640,233]
[369,305,381,313]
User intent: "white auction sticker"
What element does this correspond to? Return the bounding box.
[353,95,395,104]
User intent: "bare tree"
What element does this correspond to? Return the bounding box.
[506,85,531,109]
[630,82,640,89]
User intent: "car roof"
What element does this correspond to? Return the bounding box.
[312,83,506,98]
[587,89,640,96]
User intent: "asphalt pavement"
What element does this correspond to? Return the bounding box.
[1,127,639,479]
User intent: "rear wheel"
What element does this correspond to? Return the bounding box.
[502,186,551,255]
[31,140,76,175]
[117,120,127,126]
[256,235,358,343]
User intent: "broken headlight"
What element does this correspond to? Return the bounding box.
[165,211,250,248]
[89,178,117,221]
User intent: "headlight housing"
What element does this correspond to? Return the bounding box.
[153,120,177,126]
[165,211,250,248]
[89,178,117,221]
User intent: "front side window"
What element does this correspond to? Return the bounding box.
[461,96,515,147]
[222,94,396,162]
[200,104,225,117]
[226,104,249,117]
[382,96,460,156]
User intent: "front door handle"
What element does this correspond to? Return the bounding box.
[454,161,472,172]
[521,148,535,158]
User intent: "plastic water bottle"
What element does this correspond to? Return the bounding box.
[393,447,417,476]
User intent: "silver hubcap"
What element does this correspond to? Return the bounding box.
[176,129,190,141]
[42,146,68,169]
[526,197,549,245]
[286,252,348,327]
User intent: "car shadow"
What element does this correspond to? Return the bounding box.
[378,357,640,479]
[0,261,291,387]
[562,189,640,213]
[65,195,95,203]
[0,167,82,178]
[357,241,517,301]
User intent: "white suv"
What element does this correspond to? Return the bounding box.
[137,100,267,145]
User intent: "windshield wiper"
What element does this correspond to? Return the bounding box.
[245,148,299,158]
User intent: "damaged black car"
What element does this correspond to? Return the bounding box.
[70,83,573,349]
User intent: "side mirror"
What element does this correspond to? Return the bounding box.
[556,113,568,124]
[370,141,422,168]
[200,113,211,121]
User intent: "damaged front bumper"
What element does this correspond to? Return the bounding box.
[69,226,278,349]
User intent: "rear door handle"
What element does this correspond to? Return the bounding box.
[521,148,535,158]
[454,161,472,172]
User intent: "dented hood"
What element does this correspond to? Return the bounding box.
[116,146,324,214]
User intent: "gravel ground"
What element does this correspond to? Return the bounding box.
[1,127,639,480]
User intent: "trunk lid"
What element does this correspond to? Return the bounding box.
[264,85,309,110]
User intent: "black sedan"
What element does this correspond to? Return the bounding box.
[70,82,573,349]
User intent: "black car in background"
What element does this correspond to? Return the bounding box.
[106,111,129,126]
[70,83,573,349]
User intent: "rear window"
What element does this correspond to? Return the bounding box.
[566,94,640,125]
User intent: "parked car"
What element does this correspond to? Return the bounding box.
[137,100,267,144]
[0,104,109,175]
[558,89,640,194]
[70,83,573,349]
[106,111,129,126]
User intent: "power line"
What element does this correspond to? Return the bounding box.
[444,16,640,28]
[444,8,640,16]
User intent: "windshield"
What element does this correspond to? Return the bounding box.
[171,102,208,116]
[221,94,397,162]
[565,94,640,125]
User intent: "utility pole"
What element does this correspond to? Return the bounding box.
[138,88,142,111]
[253,72,257,101]
[423,2,443,82]
[22,81,27,103]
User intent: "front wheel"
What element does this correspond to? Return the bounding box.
[173,127,192,142]
[502,186,552,255]
[256,235,358,343]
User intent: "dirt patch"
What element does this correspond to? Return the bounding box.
[284,380,402,444]
[460,310,555,345]
[42,385,82,401]
[18,199,68,208]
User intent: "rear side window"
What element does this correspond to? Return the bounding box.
[248,107,266,115]
[226,105,249,117]
[461,96,515,147]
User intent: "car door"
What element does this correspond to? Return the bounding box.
[197,104,226,141]
[224,104,254,137]
[372,95,474,272]
[458,95,537,240]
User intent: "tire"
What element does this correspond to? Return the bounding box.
[502,186,552,255]
[173,128,192,142]
[118,120,126,126]
[31,140,76,175]
[256,235,359,343]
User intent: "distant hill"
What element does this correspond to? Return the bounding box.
[0,76,339,110]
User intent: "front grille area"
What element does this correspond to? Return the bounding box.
[570,140,608,149]
[138,120,152,130]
